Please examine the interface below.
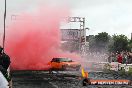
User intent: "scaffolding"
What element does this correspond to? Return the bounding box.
[61,17,87,56]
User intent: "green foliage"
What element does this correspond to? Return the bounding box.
[88,35,96,52]
[128,40,132,52]
[93,32,110,52]
[95,32,109,43]
[128,68,132,75]
[88,32,131,53]
[119,68,125,76]
[110,34,129,52]
[119,67,132,77]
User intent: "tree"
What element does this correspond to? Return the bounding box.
[128,40,132,52]
[111,34,129,52]
[88,33,130,53]
[88,35,96,52]
[94,32,110,52]
[95,32,109,43]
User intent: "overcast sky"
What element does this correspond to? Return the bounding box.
[0,0,132,39]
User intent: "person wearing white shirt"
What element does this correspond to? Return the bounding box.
[0,71,9,88]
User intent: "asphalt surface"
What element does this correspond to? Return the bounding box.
[11,70,132,88]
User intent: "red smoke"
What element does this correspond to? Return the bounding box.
[5,6,81,70]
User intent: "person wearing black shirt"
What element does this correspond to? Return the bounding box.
[0,46,11,82]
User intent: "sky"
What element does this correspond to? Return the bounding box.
[0,0,132,39]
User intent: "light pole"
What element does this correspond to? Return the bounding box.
[3,0,6,53]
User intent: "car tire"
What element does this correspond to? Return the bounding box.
[76,68,80,71]
[62,65,67,71]
[76,65,81,71]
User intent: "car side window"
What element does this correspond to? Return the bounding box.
[56,59,60,62]
[52,58,56,62]
[52,58,60,62]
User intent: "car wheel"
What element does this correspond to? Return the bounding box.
[76,68,80,71]
[62,65,67,71]
[76,65,81,71]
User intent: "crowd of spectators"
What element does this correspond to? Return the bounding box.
[85,51,132,64]
[108,51,132,64]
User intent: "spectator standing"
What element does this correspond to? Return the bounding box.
[117,53,123,63]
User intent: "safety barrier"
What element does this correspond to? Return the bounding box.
[81,61,132,72]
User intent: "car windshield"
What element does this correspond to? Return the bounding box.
[52,58,72,62]
[59,58,72,62]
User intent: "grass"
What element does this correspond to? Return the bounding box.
[103,65,132,79]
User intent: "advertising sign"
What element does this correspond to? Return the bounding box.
[61,29,79,41]
[110,62,119,71]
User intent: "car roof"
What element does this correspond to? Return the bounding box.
[52,58,73,61]
[53,57,68,59]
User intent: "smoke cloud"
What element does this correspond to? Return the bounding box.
[5,6,81,70]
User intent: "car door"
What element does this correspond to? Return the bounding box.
[51,59,60,69]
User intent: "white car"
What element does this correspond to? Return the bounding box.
[0,71,9,88]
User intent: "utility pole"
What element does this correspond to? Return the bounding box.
[3,0,6,53]
[131,33,132,41]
